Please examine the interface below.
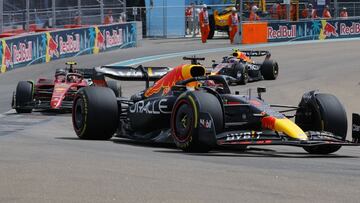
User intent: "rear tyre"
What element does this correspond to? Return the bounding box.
[295,93,347,154]
[107,80,122,97]
[15,81,34,113]
[72,87,118,140]
[207,15,215,39]
[261,60,279,80]
[171,91,223,152]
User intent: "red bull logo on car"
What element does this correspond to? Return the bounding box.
[144,65,184,97]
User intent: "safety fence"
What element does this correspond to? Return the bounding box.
[3,3,360,38]
[0,22,137,73]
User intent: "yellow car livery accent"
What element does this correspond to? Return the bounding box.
[147,67,153,76]
[188,95,198,128]
[274,118,308,140]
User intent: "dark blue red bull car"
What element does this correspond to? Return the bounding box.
[71,57,360,154]
[209,49,279,85]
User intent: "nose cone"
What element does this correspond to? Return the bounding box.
[262,116,308,140]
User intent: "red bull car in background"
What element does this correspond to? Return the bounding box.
[209,49,279,85]
[11,62,123,113]
[71,57,360,154]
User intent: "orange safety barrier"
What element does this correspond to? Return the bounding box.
[242,22,268,44]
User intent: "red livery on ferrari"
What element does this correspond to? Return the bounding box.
[11,62,120,113]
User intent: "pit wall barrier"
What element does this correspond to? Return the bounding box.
[0,22,137,73]
[242,18,360,44]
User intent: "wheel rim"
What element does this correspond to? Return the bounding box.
[238,69,248,82]
[74,97,85,131]
[273,63,279,77]
[173,101,194,142]
[236,70,242,78]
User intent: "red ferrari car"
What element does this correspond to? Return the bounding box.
[11,62,120,113]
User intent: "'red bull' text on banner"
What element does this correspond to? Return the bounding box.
[267,18,360,42]
[0,22,137,73]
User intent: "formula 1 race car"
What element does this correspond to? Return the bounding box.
[209,49,279,85]
[72,57,360,154]
[11,62,124,113]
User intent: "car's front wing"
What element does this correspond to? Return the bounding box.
[216,130,360,147]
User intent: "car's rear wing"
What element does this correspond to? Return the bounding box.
[75,68,98,79]
[234,50,271,58]
[95,65,170,88]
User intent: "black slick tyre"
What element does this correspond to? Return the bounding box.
[233,63,248,85]
[171,91,223,152]
[107,80,121,97]
[296,93,347,154]
[261,60,279,80]
[72,87,118,140]
[15,81,34,113]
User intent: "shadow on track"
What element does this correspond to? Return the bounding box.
[111,138,358,159]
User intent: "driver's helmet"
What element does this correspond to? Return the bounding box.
[228,57,237,63]
[67,74,82,83]
[204,80,216,87]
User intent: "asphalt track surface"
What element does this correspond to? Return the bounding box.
[0,38,360,202]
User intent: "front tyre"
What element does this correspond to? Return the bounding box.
[72,87,118,140]
[233,63,248,85]
[296,93,347,154]
[261,60,279,80]
[15,81,34,113]
[171,91,223,152]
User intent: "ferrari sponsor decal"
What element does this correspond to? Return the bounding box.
[54,87,67,93]
[129,98,170,114]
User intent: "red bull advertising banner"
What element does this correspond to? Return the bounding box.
[0,22,137,73]
[267,18,360,42]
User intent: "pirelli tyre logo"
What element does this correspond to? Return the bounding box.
[129,99,171,114]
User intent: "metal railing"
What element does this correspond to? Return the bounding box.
[1,2,360,38]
